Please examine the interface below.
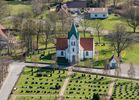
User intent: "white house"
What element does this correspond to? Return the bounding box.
[56,23,95,64]
[109,55,118,68]
[86,8,108,19]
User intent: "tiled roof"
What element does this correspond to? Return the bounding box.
[87,8,108,13]
[56,38,68,50]
[80,38,93,50]
[56,38,93,51]
[66,1,87,8]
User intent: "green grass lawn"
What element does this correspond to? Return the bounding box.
[64,72,112,100]
[7,1,32,16]
[11,67,67,100]
[86,14,139,32]
[124,42,139,64]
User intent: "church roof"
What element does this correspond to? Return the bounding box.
[80,38,93,50]
[68,23,79,39]
[56,38,93,51]
[56,38,68,50]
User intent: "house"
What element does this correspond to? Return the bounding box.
[65,1,87,8]
[56,23,95,64]
[109,55,118,68]
[86,8,108,19]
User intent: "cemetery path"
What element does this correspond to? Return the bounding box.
[57,66,73,100]
[107,79,115,100]
[11,94,56,100]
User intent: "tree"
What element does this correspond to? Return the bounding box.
[112,0,120,8]
[109,24,133,58]
[31,0,45,16]
[0,0,7,21]
[123,6,139,33]
[80,19,90,37]
[93,20,103,44]
[21,18,36,55]
[128,63,135,78]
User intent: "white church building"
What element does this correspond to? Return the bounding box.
[56,23,95,64]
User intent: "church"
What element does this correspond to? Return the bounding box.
[56,23,95,64]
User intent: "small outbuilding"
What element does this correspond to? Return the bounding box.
[109,55,118,68]
[86,8,108,19]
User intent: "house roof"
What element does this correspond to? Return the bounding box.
[65,1,87,8]
[56,38,68,50]
[109,55,119,62]
[87,8,108,13]
[68,23,79,39]
[56,38,93,51]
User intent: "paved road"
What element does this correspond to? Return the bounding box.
[73,63,139,79]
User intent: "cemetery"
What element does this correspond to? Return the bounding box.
[11,67,67,100]
[9,67,139,100]
[112,79,139,100]
[64,72,111,100]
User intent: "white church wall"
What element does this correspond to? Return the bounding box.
[56,50,65,57]
[84,51,93,58]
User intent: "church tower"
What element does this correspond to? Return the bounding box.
[67,23,80,64]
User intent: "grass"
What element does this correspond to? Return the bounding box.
[124,41,139,64]
[15,96,55,100]
[26,43,56,64]
[11,67,67,100]
[112,79,139,100]
[7,1,32,16]
[86,14,139,32]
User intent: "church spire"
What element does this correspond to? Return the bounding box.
[68,23,79,39]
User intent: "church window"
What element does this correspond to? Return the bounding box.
[86,51,89,56]
[73,48,74,52]
[74,42,75,46]
[61,51,64,56]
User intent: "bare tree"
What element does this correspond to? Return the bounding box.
[93,20,103,44]
[0,0,7,21]
[21,18,36,55]
[0,56,12,87]
[123,6,139,33]
[128,63,135,78]
[109,24,133,58]
[80,19,90,37]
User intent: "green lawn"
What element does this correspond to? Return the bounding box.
[7,1,32,16]
[11,67,67,100]
[86,14,139,32]
[124,41,139,64]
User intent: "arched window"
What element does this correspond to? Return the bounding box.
[86,51,89,56]
[61,51,64,56]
